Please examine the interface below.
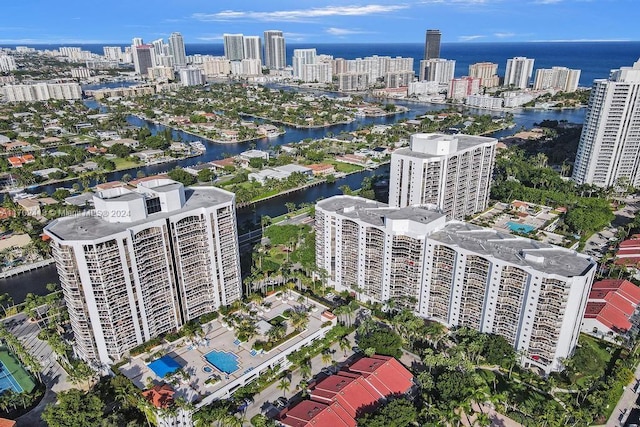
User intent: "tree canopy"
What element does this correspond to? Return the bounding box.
[41,389,104,427]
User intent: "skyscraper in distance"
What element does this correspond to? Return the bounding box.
[504,57,535,89]
[264,30,286,69]
[573,59,640,188]
[132,44,154,76]
[168,32,187,66]
[243,36,262,63]
[223,33,244,61]
[424,29,441,60]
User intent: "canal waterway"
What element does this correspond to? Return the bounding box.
[0,92,586,302]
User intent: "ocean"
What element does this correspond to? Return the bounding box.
[6,41,640,87]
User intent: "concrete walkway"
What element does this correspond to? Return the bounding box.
[603,361,640,427]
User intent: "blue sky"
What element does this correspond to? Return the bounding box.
[0,0,637,45]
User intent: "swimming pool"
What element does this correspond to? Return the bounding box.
[506,221,536,234]
[148,355,181,378]
[0,360,23,394]
[204,350,239,374]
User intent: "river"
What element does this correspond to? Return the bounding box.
[0,91,586,302]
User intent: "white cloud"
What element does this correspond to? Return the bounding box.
[326,27,369,36]
[533,0,563,3]
[196,35,224,41]
[192,4,408,23]
[494,32,516,38]
[458,35,486,41]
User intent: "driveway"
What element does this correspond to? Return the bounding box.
[2,312,73,426]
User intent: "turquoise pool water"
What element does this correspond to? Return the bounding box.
[507,221,536,234]
[204,350,239,374]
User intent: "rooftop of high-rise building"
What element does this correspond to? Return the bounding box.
[317,195,594,277]
[609,58,640,82]
[394,132,497,158]
[428,221,594,277]
[45,179,234,241]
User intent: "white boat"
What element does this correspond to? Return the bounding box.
[190,141,206,152]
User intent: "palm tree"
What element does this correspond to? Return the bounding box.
[289,310,310,332]
[321,350,333,367]
[277,378,291,398]
[299,358,312,380]
[339,337,350,357]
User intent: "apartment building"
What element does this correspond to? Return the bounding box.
[292,49,317,80]
[572,59,640,187]
[468,62,500,88]
[424,29,442,60]
[533,66,581,92]
[315,195,597,373]
[504,57,535,89]
[389,133,497,220]
[2,82,82,102]
[45,179,242,369]
[168,32,186,67]
[419,58,456,83]
[223,34,244,61]
[263,30,286,69]
[449,76,481,100]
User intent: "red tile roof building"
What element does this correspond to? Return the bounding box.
[615,235,640,268]
[141,383,175,409]
[278,399,356,427]
[279,355,414,427]
[582,279,640,341]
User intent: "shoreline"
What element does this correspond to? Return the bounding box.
[236,161,388,209]
[131,114,287,145]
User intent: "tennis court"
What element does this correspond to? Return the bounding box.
[0,349,36,394]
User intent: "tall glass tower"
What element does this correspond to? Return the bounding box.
[424,29,441,60]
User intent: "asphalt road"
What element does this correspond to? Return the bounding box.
[2,312,73,426]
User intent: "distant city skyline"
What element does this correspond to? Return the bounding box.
[1,1,638,45]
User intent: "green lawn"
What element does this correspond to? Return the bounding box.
[113,157,141,170]
[329,161,364,173]
[579,334,613,366]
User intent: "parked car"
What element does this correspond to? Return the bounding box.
[275,397,288,408]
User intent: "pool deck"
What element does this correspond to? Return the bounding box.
[119,292,335,405]
[471,200,566,244]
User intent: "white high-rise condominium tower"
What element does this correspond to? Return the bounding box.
[264,30,286,69]
[389,133,497,220]
[223,34,244,61]
[504,57,535,89]
[168,32,187,66]
[292,48,317,79]
[45,178,242,369]
[315,195,596,373]
[243,36,262,63]
[419,58,455,83]
[533,66,581,92]
[573,59,640,188]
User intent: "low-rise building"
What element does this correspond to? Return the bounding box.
[101,138,139,148]
[582,279,640,343]
[17,197,58,217]
[279,355,414,427]
[307,163,336,176]
[134,149,164,162]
